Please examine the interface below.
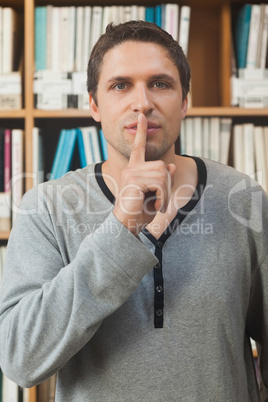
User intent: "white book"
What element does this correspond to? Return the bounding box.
[12,129,24,224]
[179,119,186,155]
[233,124,244,174]
[75,7,84,72]
[178,6,191,56]
[193,117,203,157]
[51,7,60,72]
[138,6,146,21]
[90,7,103,53]
[124,6,132,22]
[2,374,19,402]
[246,5,261,69]
[82,6,92,71]
[209,117,220,162]
[110,6,120,24]
[131,5,139,20]
[165,4,179,41]
[253,126,267,192]
[67,6,76,72]
[32,127,44,187]
[2,7,19,73]
[243,123,255,178]
[259,5,268,69]
[118,6,125,23]
[219,118,232,165]
[60,7,69,72]
[102,6,111,35]
[184,117,194,155]
[202,117,210,159]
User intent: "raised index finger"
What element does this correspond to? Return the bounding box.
[128,113,147,166]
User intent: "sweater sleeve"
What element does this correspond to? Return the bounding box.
[0,187,158,388]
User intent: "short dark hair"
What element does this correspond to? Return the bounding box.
[87,20,191,104]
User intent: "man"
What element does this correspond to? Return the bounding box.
[0,21,268,401]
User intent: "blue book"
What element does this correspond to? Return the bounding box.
[99,129,108,161]
[77,128,87,168]
[57,129,77,178]
[145,7,155,23]
[155,5,162,27]
[50,129,66,180]
[235,4,252,69]
[34,7,47,70]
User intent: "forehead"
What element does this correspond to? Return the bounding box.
[98,41,180,82]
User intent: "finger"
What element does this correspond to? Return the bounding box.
[128,113,147,166]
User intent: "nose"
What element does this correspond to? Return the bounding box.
[130,84,154,115]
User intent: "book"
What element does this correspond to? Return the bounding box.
[50,129,67,180]
[51,7,60,72]
[0,72,22,110]
[0,128,4,192]
[11,129,24,224]
[165,4,179,41]
[193,117,203,157]
[34,7,47,71]
[90,7,103,54]
[99,129,108,161]
[235,4,252,69]
[259,5,268,69]
[145,7,155,23]
[254,125,268,192]
[77,128,87,168]
[32,127,44,186]
[75,7,84,72]
[82,7,92,72]
[178,6,191,56]
[57,129,77,178]
[209,117,220,162]
[246,4,261,69]
[243,123,255,178]
[219,118,232,165]
[202,117,210,159]
[2,7,20,73]
[233,124,244,174]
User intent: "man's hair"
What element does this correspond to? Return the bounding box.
[87,20,191,104]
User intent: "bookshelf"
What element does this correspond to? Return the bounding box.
[0,0,264,399]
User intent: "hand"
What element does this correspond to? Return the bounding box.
[113,113,176,236]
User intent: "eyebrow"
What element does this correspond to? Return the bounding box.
[105,74,177,86]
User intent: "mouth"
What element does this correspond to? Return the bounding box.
[126,121,160,135]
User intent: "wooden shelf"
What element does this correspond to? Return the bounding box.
[0,231,10,240]
[0,109,25,118]
[32,107,268,119]
[187,107,268,117]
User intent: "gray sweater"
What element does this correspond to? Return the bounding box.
[0,158,268,401]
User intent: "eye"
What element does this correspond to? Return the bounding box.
[153,82,168,89]
[113,82,127,91]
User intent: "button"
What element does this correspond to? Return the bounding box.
[157,241,163,248]
[156,309,163,316]
[156,285,163,293]
[154,262,161,269]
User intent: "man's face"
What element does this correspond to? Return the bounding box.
[89,41,188,163]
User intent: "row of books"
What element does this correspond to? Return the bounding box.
[0,128,24,232]
[181,117,268,193]
[234,3,268,70]
[232,4,268,108]
[233,123,268,193]
[0,7,21,74]
[33,126,108,185]
[34,4,190,110]
[35,4,191,73]
[180,117,232,166]
[0,7,22,110]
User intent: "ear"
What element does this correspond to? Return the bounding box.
[89,94,101,122]
[181,97,188,119]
